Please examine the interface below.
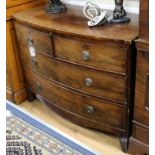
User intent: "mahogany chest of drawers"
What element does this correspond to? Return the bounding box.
[13,4,138,152]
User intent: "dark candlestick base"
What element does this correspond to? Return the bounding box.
[45,1,67,13]
[111,0,130,24]
[110,16,130,24]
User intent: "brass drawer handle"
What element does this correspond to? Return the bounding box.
[35,82,42,92]
[84,77,93,86]
[81,51,90,60]
[28,37,33,42]
[32,59,37,66]
[86,105,95,114]
[49,32,53,37]
[28,37,34,47]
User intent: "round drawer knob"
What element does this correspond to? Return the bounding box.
[49,32,53,37]
[28,37,33,46]
[35,82,42,92]
[28,37,33,42]
[86,105,95,114]
[81,51,90,60]
[84,77,93,86]
[32,59,37,66]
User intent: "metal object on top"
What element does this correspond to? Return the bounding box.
[84,77,93,87]
[83,1,130,26]
[45,0,67,13]
[86,105,95,114]
[81,51,90,60]
[83,2,108,27]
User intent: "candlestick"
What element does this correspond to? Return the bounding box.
[110,0,130,23]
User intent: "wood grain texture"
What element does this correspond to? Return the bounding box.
[12,5,139,43]
[6,0,45,103]
[24,67,127,132]
[132,122,149,144]
[134,49,149,126]
[129,137,149,155]
[19,45,127,103]
[7,0,45,20]
[6,21,27,104]
[6,69,14,101]
[128,1,149,152]
[15,22,53,56]
[54,36,127,74]
[6,0,36,8]
[128,42,149,155]
[13,4,138,152]
[139,0,149,40]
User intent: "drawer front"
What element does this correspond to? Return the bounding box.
[132,123,149,145]
[24,67,126,129]
[14,22,53,56]
[54,36,127,74]
[134,50,149,126]
[20,45,127,103]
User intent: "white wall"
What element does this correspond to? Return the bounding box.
[81,0,139,8]
[62,0,139,14]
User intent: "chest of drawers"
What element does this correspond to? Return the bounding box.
[13,4,138,152]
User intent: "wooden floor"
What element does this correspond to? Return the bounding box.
[18,99,130,155]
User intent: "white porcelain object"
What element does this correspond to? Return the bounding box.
[83,2,107,27]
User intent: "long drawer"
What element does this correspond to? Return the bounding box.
[19,45,127,103]
[24,67,126,130]
[54,36,127,74]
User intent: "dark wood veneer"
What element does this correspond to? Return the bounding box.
[128,41,149,155]
[6,0,46,104]
[134,49,149,126]
[24,67,126,130]
[13,4,139,152]
[18,45,127,103]
[15,22,54,56]
[13,5,138,43]
[54,36,128,74]
[128,1,149,153]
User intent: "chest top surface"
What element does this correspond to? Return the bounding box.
[13,4,139,44]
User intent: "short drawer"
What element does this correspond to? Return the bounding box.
[14,22,53,56]
[54,36,127,74]
[20,45,127,103]
[132,123,149,145]
[24,67,126,130]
